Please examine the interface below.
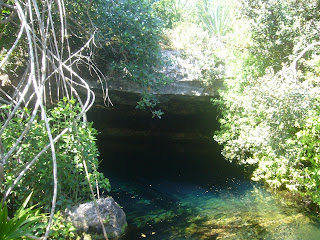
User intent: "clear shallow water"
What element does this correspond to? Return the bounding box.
[97,138,320,239]
[108,176,320,240]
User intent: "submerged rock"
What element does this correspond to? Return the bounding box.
[65,197,127,239]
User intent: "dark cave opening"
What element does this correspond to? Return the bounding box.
[87,94,251,239]
[87,94,246,187]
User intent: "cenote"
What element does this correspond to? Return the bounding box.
[88,94,320,240]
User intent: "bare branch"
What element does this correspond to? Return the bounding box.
[291,41,320,72]
[0,0,109,238]
[0,24,25,69]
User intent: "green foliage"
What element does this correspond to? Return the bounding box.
[35,211,77,239]
[155,0,230,88]
[1,98,110,212]
[198,0,231,37]
[240,0,296,76]
[239,0,320,77]
[0,0,27,79]
[65,0,166,81]
[151,0,191,28]
[136,92,164,119]
[1,0,169,117]
[295,100,320,204]
[0,0,19,50]
[162,21,226,88]
[214,62,320,203]
[0,193,42,240]
[73,0,170,116]
[213,0,320,209]
[215,68,308,165]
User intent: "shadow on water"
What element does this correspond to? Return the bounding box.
[97,137,320,240]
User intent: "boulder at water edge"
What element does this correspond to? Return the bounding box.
[65,197,127,239]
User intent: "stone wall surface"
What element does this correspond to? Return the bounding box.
[87,50,223,109]
[86,49,223,141]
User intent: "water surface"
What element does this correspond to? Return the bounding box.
[98,137,320,239]
[107,176,320,240]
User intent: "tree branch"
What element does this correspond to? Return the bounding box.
[0,1,16,10]
[66,14,89,35]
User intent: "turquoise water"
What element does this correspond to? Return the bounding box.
[108,176,320,240]
[98,138,320,239]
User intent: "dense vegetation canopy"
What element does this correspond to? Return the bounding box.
[214,0,320,206]
[1,0,320,238]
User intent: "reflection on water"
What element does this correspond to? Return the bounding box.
[97,138,320,239]
[108,176,320,240]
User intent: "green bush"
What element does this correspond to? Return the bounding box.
[162,21,226,87]
[151,0,191,28]
[82,0,170,117]
[213,0,320,209]
[0,0,27,80]
[35,211,78,239]
[214,60,320,202]
[1,98,110,212]
[295,100,320,204]
[239,0,320,77]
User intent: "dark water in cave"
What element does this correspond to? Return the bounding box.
[97,137,320,240]
[88,103,320,240]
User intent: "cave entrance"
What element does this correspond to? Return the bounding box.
[87,93,320,240]
[87,93,245,187]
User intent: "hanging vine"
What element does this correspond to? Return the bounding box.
[0,0,110,238]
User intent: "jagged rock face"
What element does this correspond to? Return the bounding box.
[65,197,127,239]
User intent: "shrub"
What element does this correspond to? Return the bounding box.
[85,0,169,117]
[295,99,320,204]
[239,0,320,77]
[1,98,110,212]
[214,58,320,202]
